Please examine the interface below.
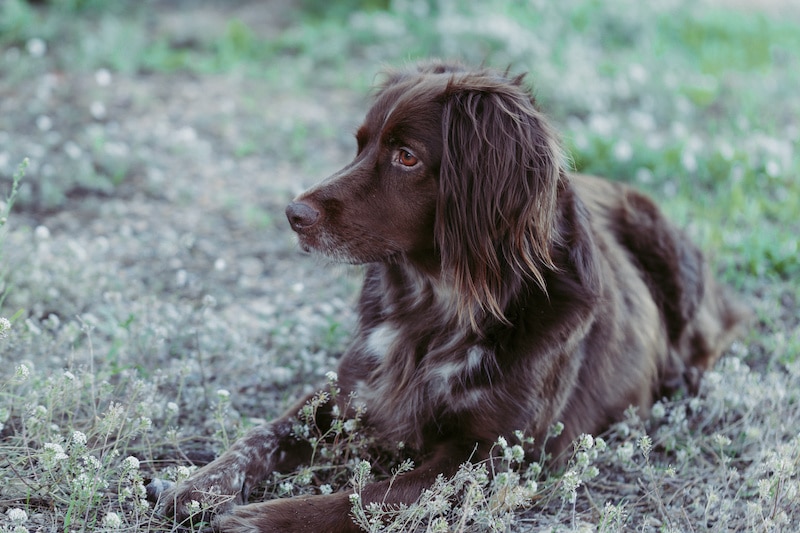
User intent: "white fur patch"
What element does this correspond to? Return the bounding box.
[429,345,487,401]
[465,346,484,372]
[365,323,400,360]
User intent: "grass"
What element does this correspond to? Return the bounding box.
[1,0,799,531]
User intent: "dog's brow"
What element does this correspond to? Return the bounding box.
[378,97,416,147]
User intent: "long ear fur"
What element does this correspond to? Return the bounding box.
[436,72,566,330]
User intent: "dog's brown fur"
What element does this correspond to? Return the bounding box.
[156,62,747,532]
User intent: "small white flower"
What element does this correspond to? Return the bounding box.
[14,363,30,381]
[102,511,123,529]
[638,435,653,458]
[713,433,732,448]
[166,402,179,414]
[42,442,69,468]
[101,402,125,433]
[325,371,338,383]
[83,454,102,471]
[613,140,633,162]
[757,478,772,500]
[175,465,193,481]
[508,444,525,463]
[36,115,53,132]
[594,437,607,453]
[176,126,198,143]
[296,469,312,486]
[0,317,11,339]
[90,101,107,120]
[559,469,581,504]
[123,456,140,471]
[137,416,152,430]
[496,436,508,448]
[43,442,66,455]
[320,484,333,495]
[71,431,87,447]
[588,113,615,136]
[35,225,51,241]
[526,462,542,479]
[681,149,698,173]
[617,441,634,461]
[216,389,231,400]
[95,68,112,86]
[651,402,666,420]
[26,38,47,57]
[63,141,83,160]
[765,160,781,178]
[718,141,735,161]
[6,507,28,523]
[628,63,648,84]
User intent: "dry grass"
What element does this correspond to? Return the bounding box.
[1,0,799,531]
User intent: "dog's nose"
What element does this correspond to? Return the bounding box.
[286,201,320,231]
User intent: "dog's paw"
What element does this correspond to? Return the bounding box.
[153,460,245,525]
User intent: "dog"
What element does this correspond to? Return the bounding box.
[155,61,747,532]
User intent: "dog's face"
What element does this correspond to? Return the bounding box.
[287,63,564,325]
[286,75,449,266]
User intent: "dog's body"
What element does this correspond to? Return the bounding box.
[157,62,746,532]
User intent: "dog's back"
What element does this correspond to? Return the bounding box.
[574,174,747,371]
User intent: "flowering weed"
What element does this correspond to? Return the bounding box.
[1,0,799,531]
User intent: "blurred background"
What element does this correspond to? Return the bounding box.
[0,0,798,531]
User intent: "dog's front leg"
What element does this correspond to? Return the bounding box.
[154,392,319,525]
[217,441,469,533]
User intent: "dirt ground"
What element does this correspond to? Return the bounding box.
[0,1,378,424]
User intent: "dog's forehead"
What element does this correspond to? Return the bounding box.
[364,74,450,134]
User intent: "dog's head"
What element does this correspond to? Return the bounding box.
[287,62,566,325]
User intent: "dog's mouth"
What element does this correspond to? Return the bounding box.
[290,227,324,255]
[288,221,352,263]
[291,225,399,266]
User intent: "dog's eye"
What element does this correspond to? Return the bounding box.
[397,149,419,167]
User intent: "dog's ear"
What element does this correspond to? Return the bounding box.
[436,73,565,329]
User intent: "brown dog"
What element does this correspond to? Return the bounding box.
[156,62,746,531]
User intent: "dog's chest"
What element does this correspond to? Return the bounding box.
[345,320,491,447]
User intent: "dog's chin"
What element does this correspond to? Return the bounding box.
[298,238,404,266]
[295,236,374,265]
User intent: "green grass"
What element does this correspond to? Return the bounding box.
[1,0,799,531]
